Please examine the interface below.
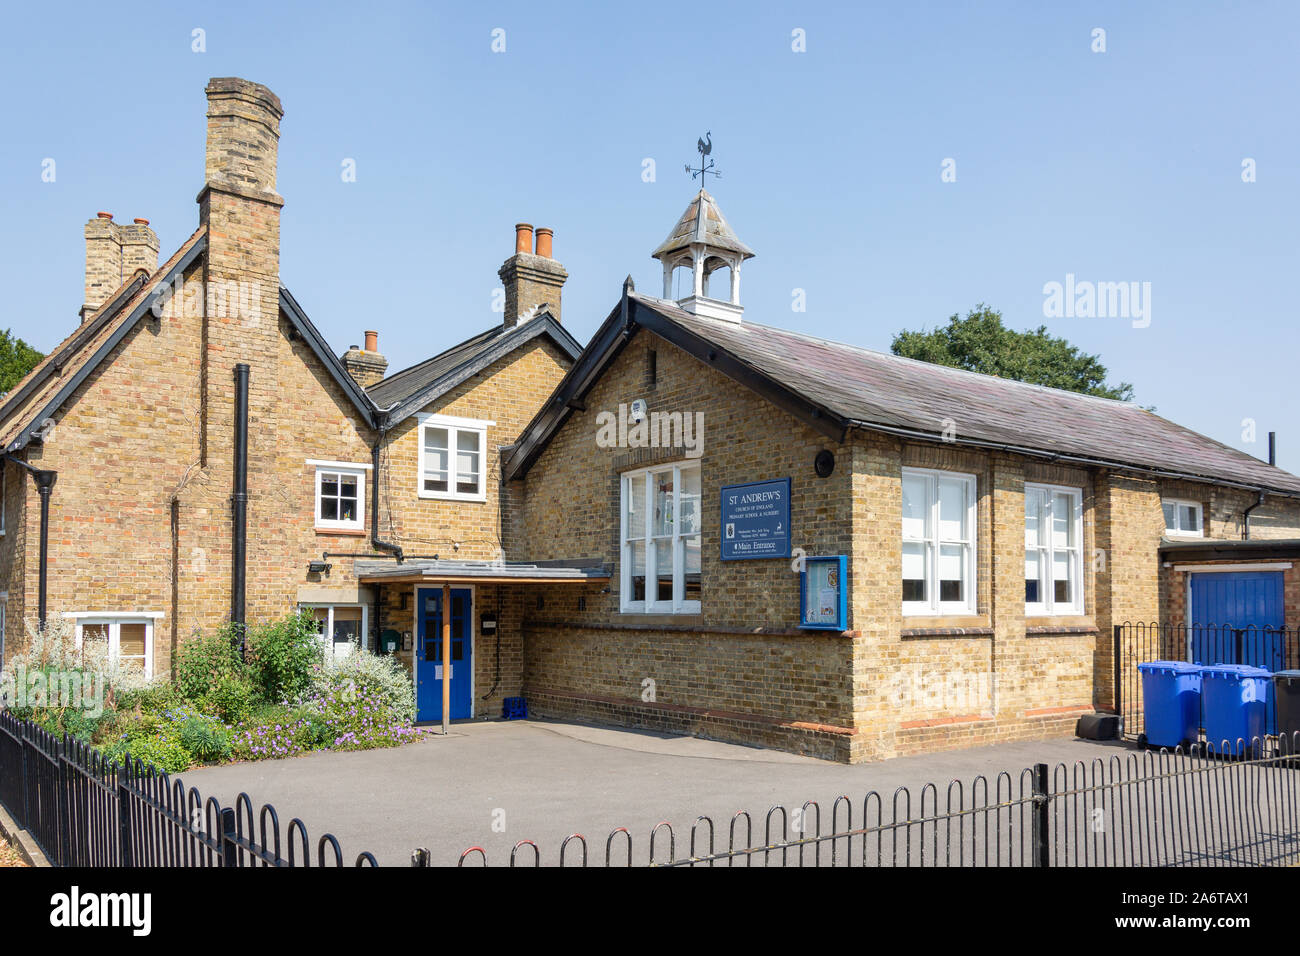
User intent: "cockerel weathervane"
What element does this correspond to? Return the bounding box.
[685,131,720,183]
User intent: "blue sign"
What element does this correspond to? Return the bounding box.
[720,478,791,560]
[800,555,848,631]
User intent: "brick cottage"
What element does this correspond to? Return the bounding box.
[2,77,1299,762]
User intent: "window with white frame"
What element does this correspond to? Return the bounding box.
[302,604,366,659]
[1,464,6,535]
[69,615,157,679]
[1025,484,1084,615]
[314,463,366,530]
[1162,498,1203,537]
[0,599,6,672]
[419,413,490,502]
[621,461,702,614]
[901,468,977,615]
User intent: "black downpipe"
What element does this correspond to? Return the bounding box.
[370,437,403,654]
[35,471,55,628]
[371,437,403,563]
[3,455,56,628]
[1243,490,1266,541]
[230,364,249,653]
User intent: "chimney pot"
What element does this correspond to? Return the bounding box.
[499,220,567,330]
[514,223,534,255]
[133,217,149,226]
[97,211,113,220]
[535,227,553,258]
[341,336,387,388]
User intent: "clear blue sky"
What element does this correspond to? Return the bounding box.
[2,1,1297,470]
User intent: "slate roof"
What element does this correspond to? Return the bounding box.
[651,189,754,261]
[0,229,390,450]
[506,289,1300,497]
[366,313,583,421]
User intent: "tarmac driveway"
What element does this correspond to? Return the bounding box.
[181,720,1126,866]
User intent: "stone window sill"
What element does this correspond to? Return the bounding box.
[901,625,994,638]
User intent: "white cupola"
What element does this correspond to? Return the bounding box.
[650,188,754,323]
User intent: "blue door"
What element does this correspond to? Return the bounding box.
[416,588,472,721]
[1189,571,1285,669]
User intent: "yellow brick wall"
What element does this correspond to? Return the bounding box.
[514,329,1128,762]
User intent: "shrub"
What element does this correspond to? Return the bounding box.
[316,681,421,751]
[244,612,323,704]
[176,714,232,763]
[1,615,149,713]
[311,647,415,724]
[229,706,316,761]
[116,681,182,716]
[197,669,259,724]
[173,628,247,704]
[102,734,192,775]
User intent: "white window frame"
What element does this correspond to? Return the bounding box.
[620,461,702,615]
[65,612,161,679]
[314,463,367,531]
[0,595,7,671]
[901,467,978,616]
[1,464,6,536]
[1024,483,1084,616]
[1162,498,1203,537]
[417,413,493,503]
[300,603,368,659]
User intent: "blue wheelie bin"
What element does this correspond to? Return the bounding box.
[1201,663,1271,755]
[1136,660,1201,749]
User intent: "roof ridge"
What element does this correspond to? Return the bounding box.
[729,312,1142,411]
[370,325,502,388]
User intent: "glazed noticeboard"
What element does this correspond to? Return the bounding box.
[800,555,847,631]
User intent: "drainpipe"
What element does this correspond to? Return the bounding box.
[3,455,57,628]
[1242,490,1266,541]
[230,364,249,652]
[34,471,55,628]
[371,437,403,563]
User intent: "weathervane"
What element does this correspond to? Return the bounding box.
[685,131,721,183]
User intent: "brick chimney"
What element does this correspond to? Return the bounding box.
[80,213,160,323]
[81,212,122,322]
[341,330,388,387]
[195,77,285,473]
[498,222,567,329]
[120,218,160,277]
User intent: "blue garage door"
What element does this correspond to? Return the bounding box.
[1189,571,1285,668]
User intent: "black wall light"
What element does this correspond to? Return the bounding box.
[814,449,835,478]
[308,561,332,575]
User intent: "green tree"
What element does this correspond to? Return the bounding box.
[890,304,1135,402]
[0,329,44,394]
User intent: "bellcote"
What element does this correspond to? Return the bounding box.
[651,189,754,323]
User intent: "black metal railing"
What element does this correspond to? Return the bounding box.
[439,734,1300,867]
[0,712,377,867]
[1115,622,1300,739]
[7,709,1300,868]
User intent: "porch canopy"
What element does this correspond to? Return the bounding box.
[355,558,610,586]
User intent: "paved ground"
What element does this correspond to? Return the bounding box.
[181,719,1134,866]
